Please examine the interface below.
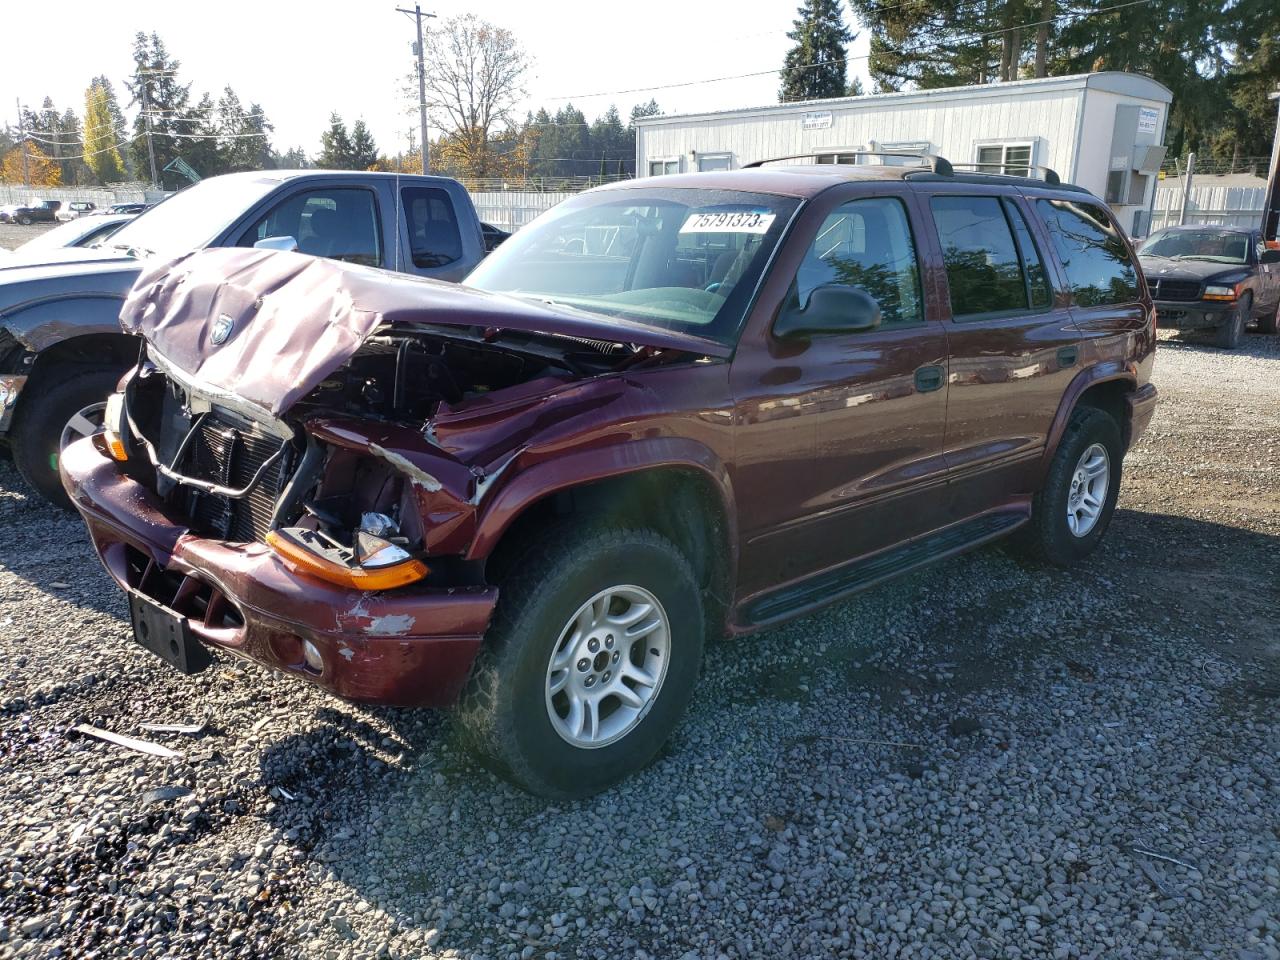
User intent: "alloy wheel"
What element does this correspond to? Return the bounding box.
[58,401,107,453]
[544,584,671,749]
[1066,442,1109,537]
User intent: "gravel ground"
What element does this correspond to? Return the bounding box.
[0,222,58,251]
[0,332,1277,960]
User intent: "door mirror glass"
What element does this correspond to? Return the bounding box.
[253,235,298,252]
[1260,248,1280,265]
[776,283,882,337]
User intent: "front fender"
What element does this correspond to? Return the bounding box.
[467,436,738,566]
[1,293,129,352]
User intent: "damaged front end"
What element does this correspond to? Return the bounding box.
[64,247,704,704]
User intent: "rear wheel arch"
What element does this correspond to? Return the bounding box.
[1044,369,1135,470]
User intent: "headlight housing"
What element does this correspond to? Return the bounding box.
[1203,284,1238,302]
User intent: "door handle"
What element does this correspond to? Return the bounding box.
[914,364,945,393]
[1057,345,1079,367]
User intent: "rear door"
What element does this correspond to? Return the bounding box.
[730,187,951,595]
[916,186,1082,518]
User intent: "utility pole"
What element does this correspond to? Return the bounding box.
[397,3,435,174]
[140,74,159,188]
[16,99,30,187]
[1263,89,1280,244]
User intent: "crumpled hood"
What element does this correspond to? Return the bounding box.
[121,247,727,417]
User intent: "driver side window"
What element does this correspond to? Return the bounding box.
[795,197,923,328]
[238,187,382,267]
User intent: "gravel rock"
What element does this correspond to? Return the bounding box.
[0,331,1277,959]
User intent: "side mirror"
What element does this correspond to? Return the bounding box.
[1260,248,1280,265]
[254,235,299,253]
[775,284,882,338]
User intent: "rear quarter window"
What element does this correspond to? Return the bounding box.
[1035,199,1139,306]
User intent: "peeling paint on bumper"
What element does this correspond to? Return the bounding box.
[60,437,497,707]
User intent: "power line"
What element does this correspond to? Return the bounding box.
[541,0,1159,102]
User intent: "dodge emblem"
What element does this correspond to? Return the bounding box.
[211,314,234,345]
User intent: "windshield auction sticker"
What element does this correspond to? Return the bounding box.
[680,211,776,234]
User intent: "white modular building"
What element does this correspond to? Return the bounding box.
[634,71,1172,235]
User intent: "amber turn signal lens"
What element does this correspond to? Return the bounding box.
[91,430,128,462]
[265,530,428,590]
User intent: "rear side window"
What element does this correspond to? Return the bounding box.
[1005,200,1052,309]
[1035,200,1139,306]
[930,195,1028,318]
[795,196,923,328]
[402,187,463,268]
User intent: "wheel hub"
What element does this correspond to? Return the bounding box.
[544,585,671,749]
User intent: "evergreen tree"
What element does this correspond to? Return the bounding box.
[217,87,272,172]
[779,0,854,101]
[182,92,223,177]
[84,81,125,184]
[272,146,309,169]
[126,32,194,187]
[349,119,379,170]
[318,113,354,168]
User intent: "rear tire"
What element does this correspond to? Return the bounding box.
[11,366,121,510]
[1016,407,1122,567]
[1215,295,1248,349]
[454,526,704,798]
[1259,303,1279,336]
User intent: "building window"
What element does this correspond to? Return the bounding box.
[814,152,862,165]
[649,158,679,176]
[697,153,732,172]
[976,142,1033,177]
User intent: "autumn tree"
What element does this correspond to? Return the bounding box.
[84,76,129,181]
[1,143,62,186]
[779,0,855,101]
[421,14,530,178]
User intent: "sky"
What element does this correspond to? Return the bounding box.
[0,0,873,161]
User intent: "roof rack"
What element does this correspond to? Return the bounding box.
[743,151,955,176]
[947,162,1062,185]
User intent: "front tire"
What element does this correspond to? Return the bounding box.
[455,527,705,798]
[1215,294,1249,349]
[10,366,121,509]
[1016,407,1122,567]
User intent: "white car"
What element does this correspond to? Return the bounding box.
[10,213,134,254]
[57,201,99,221]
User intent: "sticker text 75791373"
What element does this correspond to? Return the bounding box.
[679,211,776,235]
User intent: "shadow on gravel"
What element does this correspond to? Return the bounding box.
[240,503,1280,953]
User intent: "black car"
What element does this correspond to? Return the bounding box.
[481,221,511,252]
[1137,225,1280,348]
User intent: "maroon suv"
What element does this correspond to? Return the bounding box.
[61,158,1157,797]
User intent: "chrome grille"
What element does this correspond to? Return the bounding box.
[1149,278,1201,302]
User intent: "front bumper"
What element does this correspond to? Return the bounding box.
[0,374,27,433]
[59,437,497,707]
[1154,299,1236,330]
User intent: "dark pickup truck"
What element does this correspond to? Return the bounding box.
[63,156,1157,798]
[0,170,487,505]
[0,200,62,225]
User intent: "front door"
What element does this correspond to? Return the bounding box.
[730,191,951,598]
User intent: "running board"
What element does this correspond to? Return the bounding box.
[741,510,1027,627]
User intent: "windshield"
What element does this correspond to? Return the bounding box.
[1139,229,1252,264]
[103,175,282,258]
[465,188,801,346]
